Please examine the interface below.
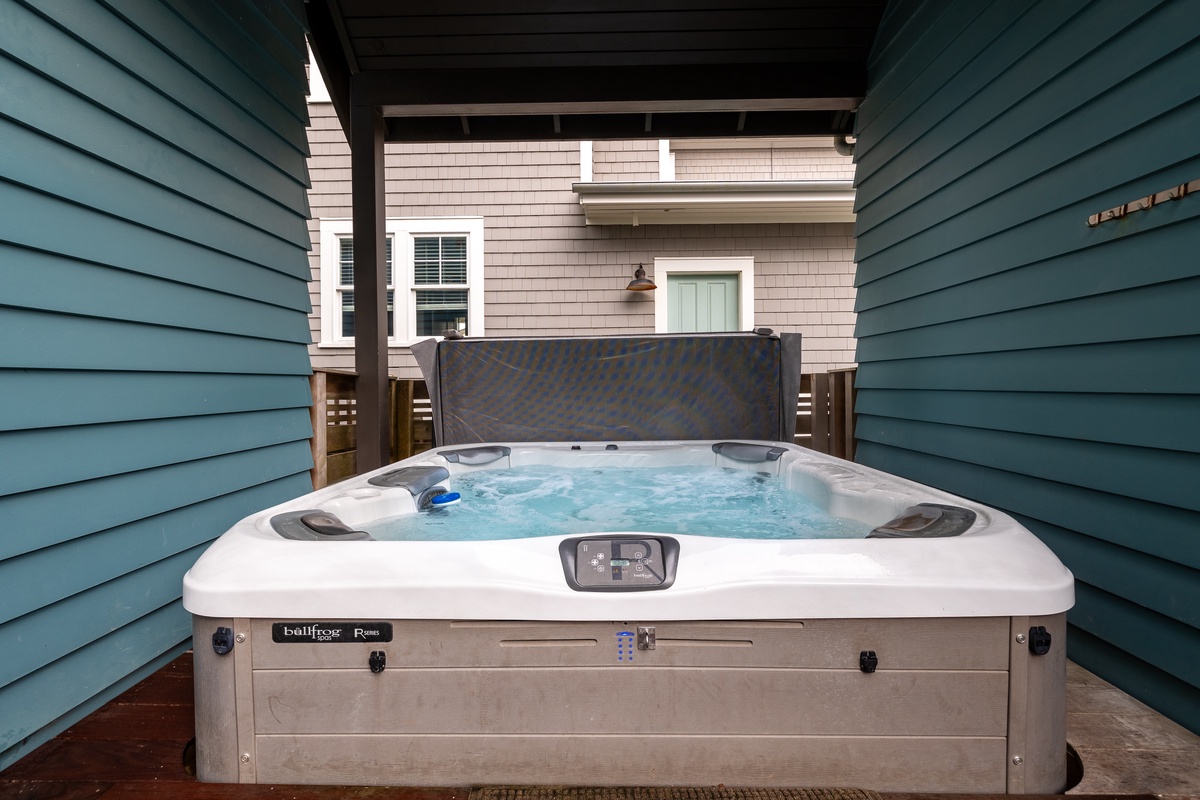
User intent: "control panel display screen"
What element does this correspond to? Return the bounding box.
[573,538,665,588]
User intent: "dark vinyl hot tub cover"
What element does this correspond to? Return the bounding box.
[411,332,802,446]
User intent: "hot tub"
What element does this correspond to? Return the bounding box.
[184,438,1073,792]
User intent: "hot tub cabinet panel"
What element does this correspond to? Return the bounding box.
[192,613,1067,791]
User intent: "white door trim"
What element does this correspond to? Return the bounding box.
[653,256,754,333]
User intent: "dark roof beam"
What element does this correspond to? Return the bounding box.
[353,63,865,115]
[383,110,855,143]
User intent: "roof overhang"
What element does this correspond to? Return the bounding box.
[306,2,888,143]
[573,181,856,226]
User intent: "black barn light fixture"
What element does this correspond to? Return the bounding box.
[626,263,657,291]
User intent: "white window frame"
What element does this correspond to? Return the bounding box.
[318,217,485,347]
[652,256,755,334]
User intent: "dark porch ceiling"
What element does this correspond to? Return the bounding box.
[305,1,888,143]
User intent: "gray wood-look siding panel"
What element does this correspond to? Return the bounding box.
[852,0,1200,732]
[250,618,1011,671]
[252,667,1008,736]
[0,0,314,769]
[254,733,1008,790]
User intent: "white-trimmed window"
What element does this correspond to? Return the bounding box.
[318,217,485,346]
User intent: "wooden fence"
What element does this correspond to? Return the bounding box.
[309,367,856,489]
[795,368,857,461]
[309,370,433,489]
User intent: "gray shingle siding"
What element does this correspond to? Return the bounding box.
[306,103,860,375]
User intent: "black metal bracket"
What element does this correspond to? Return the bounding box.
[860,650,878,673]
[212,627,234,656]
[1028,626,1052,656]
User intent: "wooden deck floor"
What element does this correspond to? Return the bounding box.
[1,653,1196,800]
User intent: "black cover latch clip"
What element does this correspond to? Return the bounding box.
[860,650,879,673]
[1028,626,1052,656]
[212,626,234,656]
[369,650,387,673]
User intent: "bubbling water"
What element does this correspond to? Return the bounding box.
[367,465,872,541]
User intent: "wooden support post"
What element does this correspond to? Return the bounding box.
[309,371,328,490]
[827,368,857,461]
[351,101,389,472]
[398,379,416,460]
[811,372,830,454]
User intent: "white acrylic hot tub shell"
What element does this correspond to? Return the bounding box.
[183,440,1073,620]
[184,440,1074,791]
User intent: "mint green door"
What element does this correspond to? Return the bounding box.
[667,273,740,332]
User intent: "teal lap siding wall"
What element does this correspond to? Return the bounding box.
[853,0,1200,731]
[0,0,315,768]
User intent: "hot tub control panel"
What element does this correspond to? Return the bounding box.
[559,535,679,592]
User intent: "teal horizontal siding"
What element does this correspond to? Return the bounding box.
[0,0,314,769]
[855,416,1200,511]
[0,118,308,268]
[0,182,310,307]
[4,245,311,342]
[1073,577,1200,694]
[0,56,308,244]
[97,0,310,162]
[162,0,310,125]
[0,308,313,373]
[854,0,1200,732]
[854,337,1200,393]
[0,446,311,562]
[0,472,310,623]
[855,92,1200,274]
[857,0,1042,164]
[856,441,1200,570]
[1069,626,1200,735]
[0,601,191,761]
[1,3,309,214]
[855,390,1199,452]
[0,409,312,496]
[28,0,309,185]
[0,371,313,431]
[0,639,188,774]
[0,547,204,690]
[858,277,1200,361]
[855,215,1200,333]
[1030,521,1200,634]
[856,0,1167,214]
[853,441,1200,615]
